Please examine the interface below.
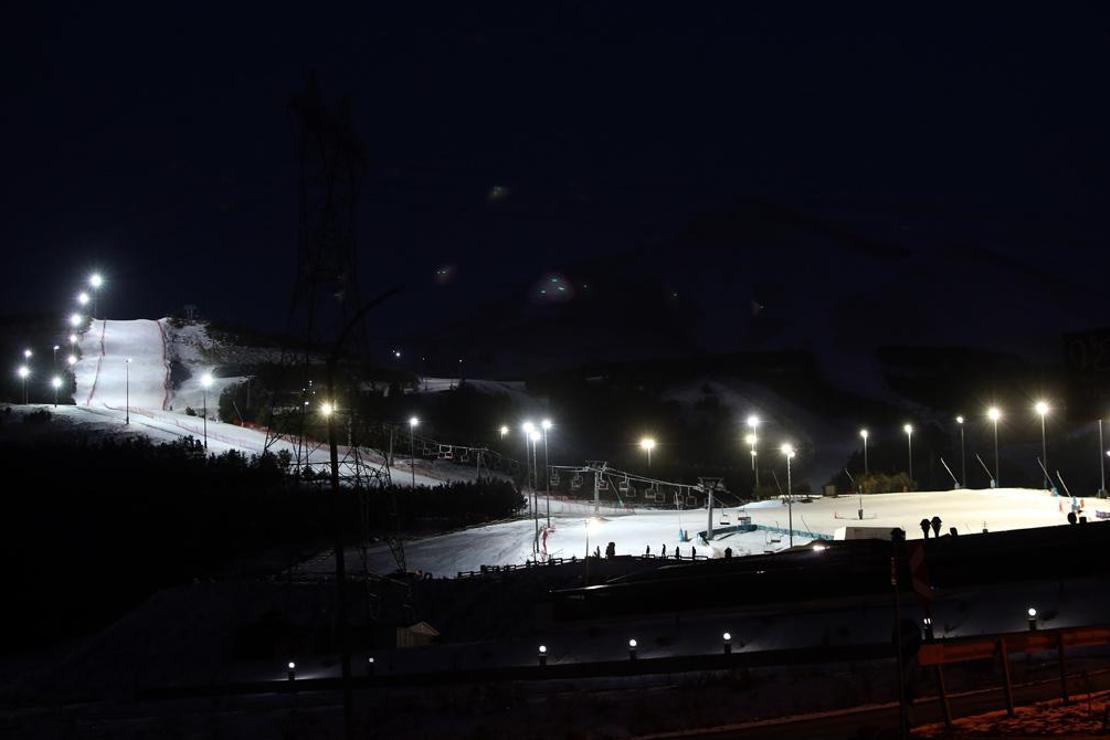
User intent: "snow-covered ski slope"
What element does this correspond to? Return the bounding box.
[75,319,170,410]
[62,318,481,487]
[332,487,1102,577]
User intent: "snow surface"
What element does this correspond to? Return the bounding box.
[60,318,492,488]
[325,487,1093,577]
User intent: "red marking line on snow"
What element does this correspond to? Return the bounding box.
[155,319,171,410]
[84,319,108,406]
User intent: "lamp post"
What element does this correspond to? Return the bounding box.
[859,429,869,476]
[639,436,656,468]
[747,415,760,487]
[780,443,795,547]
[584,516,599,586]
[66,354,77,367]
[408,416,419,487]
[68,333,78,347]
[1035,401,1050,489]
[200,373,213,449]
[541,419,552,528]
[903,424,914,483]
[89,273,103,318]
[499,424,509,440]
[17,366,30,404]
[23,348,32,361]
[69,313,83,329]
[125,358,132,424]
[1100,419,1107,496]
[987,407,1001,487]
[956,416,966,488]
[50,375,61,407]
[52,345,59,368]
[522,421,537,555]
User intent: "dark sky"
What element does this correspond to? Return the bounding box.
[4,4,1110,354]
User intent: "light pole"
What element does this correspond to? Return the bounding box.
[639,436,656,468]
[89,273,103,318]
[1035,401,1050,489]
[956,416,966,488]
[408,416,419,487]
[987,407,1001,487]
[52,345,59,368]
[125,358,132,424]
[542,419,552,527]
[522,421,537,555]
[17,366,30,404]
[1100,419,1107,496]
[51,375,62,407]
[903,424,914,483]
[859,429,869,476]
[529,429,541,553]
[780,443,795,547]
[584,516,600,586]
[747,415,760,487]
[200,373,213,449]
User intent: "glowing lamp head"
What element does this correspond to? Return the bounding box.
[499,425,509,437]
[69,313,83,327]
[988,407,1001,422]
[67,354,77,366]
[1035,401,1049,417]
[780,443,795,458]
[17,366,30,379]
[51,376,62,389]
[68,333,78,344]
[287,661,295,670]
[538,645,547,655]
[23,349,32,359]
[903,424,913,435]
[408,416,419,428]
[628,638,637,649]
[89,273,103,289]
[859,429,868,440]
[541,418,552,430]
[1027,607,1037,618]
[744,433,757,446]
[522,421,535,434]
[956,415,964,425]
[77,292,90,306]
[320,402,334,417]
[722,632,732,642]
[200,373,213,389]
[53,345,59,351]
[529,429,541,443]
[639,437,656,452]
[746,414,760,429]
[393,349,401,358]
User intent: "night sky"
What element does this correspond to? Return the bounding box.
[4,4,1110,363]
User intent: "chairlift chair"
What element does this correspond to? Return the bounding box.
[570,473,583,491]
[438,444,454,461]
[598,478,610,492]
[550,470,561,487]
[618,476,631,494]
[685,494,699,508]
[458,448,471,463]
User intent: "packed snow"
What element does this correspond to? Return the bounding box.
[328,487,1098,577]
[59,318,491,487]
